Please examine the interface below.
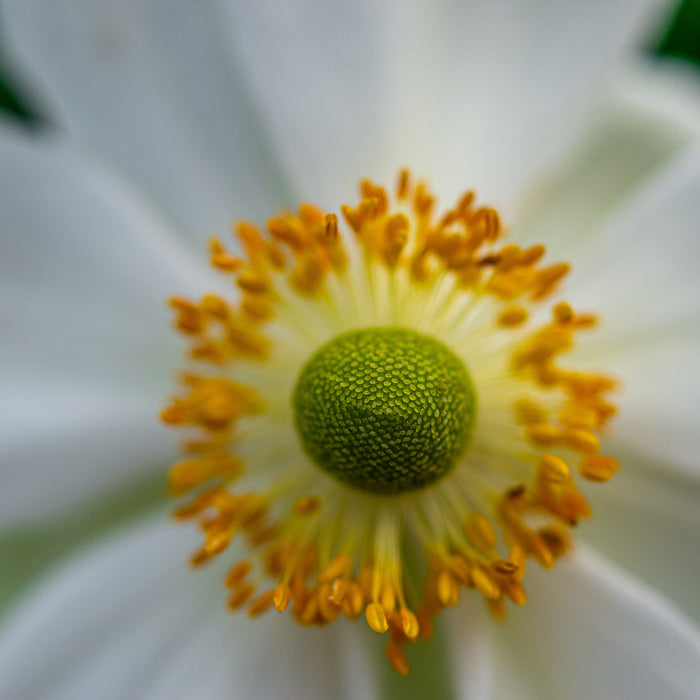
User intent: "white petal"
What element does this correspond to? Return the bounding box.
[1,0,675,221]
[0,122,211,525]
[444,599,495,700]
[514,56,700,256]
[0,391,172,527]
[563,147,700,480]
[1,0,293,239]
[582,447,700,626]
[610,335,700,479]
[487,548,700,700]
[215,0,397,208]
[0,517,379,700]
[217,0,672,210]
[566,145,700,339]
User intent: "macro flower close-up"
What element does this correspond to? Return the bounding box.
[1,1,700,698]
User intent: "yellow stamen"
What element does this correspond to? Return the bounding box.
[579,454,620,482]
[436,571,460,607]
[163,169,618,676]
[498,305,529,327]
[399,608,420,640]
[366,602,389,634]
[248,590,276,617]
[273,584,291,612]
[471,568,500,600]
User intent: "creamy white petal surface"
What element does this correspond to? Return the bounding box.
[515,57,700,256]
[554,146,700,624]
[218,0,673,209]
[451,548,700,700]
[567,147,700,475]
[0,0,294,240]
[2,0,673,225]
[0,517,379,700]
[582,446,700,626]
[0,121,214,525]
[444,599,495,700]
[569,146,700,340]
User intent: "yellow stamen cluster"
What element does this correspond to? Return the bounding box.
[162,170,617,675]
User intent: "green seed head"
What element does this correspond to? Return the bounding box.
[293,327,476,494]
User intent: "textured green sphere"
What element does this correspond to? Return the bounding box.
[293,327,476,494]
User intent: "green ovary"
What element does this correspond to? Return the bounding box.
[293,327,476,494]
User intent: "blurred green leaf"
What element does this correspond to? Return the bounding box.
[0,72,36,123]
[0,47,42,124]
[656,0,700,65]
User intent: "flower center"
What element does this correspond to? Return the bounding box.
[293,327,476,494]
[162,169,620,677]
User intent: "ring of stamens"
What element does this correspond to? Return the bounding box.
[162,169,618,676]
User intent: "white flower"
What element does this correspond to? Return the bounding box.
[1,1,700,698]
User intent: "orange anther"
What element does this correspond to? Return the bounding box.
[341,583,364,619]
[320,554,351,582]
[397,168,411,200]
[465,513,497,550]
[324,213,338,239]
[538,454,570,483]
[492,560,519,575]
[399,609,420,639]
[564,428,600,454]
[225,561,252,588]
[248,590,276,617]
[227,584,255,610]
[526,423,561,446]
[293,495,322,517]
[273,584,291,612]
[498,305,528,327]
[386,641,410,676]
[237,271,270,294]
[579,454,619,482]
[436,571,460,607]
[553,302,574,323]
[513,398,546,425]
[471,568,500,600]
[365,602,389,633]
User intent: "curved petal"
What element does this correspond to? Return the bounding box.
[444,598,495,700]
[0,517,378,700]
[217,0,673,209]
[0,122,212,526]
[566,145,700,338]
[541,140,700,624]
[486,548,700,700]
[3,0,671,220]
[0,391,172,528]
[514,56,700,257]
[581,339,700,624]
[562,147,700,481]
[216,0,397,208]
[581,447,700,627]
[0,0,294,241]
[608,334,700,479]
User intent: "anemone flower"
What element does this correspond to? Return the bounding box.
[1,1,700,698]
